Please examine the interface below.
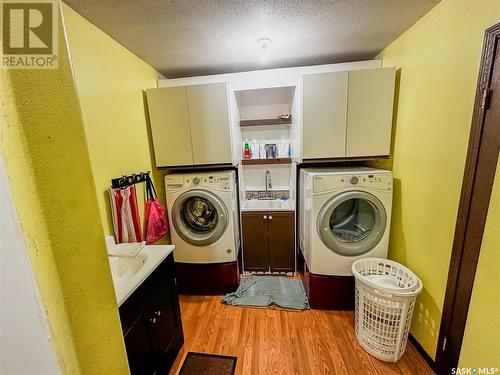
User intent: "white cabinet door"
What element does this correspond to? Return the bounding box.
[146,87,194,167]
[346,68,396,157]
[302,71,348,159]
[186,83,232,165]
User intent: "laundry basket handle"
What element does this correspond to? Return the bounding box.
[373,289,393,299]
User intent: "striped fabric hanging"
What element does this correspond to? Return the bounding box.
[108,185,143,243]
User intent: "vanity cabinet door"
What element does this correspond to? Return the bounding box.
[242,212,269,272]
[149,260,184,372]
[123,315,156,375]
[268,212,295,273]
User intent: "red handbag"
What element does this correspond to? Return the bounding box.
[144,175,169,244]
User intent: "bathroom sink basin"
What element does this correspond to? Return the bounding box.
[108,253,147,285]
[242,200,292,211]
[107,244,175,306]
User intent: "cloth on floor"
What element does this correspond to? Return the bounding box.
[221,275,309,310]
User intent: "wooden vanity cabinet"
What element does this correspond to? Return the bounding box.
[119,253,183,375]
[242,211,295,273]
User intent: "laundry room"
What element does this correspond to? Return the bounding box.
[1,1,499,375]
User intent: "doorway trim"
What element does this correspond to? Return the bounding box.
[436,21,500,374]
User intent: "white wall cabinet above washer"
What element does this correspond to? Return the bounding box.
[346,68,396,157]
[146,86,193,167]
[298,68,396,161]
[146,82,233,167]
[302,71,348,159]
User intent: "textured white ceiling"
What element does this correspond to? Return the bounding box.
[63,0,439,78]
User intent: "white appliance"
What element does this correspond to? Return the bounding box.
[299,167,392,276]
[165,171,239,263]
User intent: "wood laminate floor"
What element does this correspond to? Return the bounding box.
[170,295,434,375]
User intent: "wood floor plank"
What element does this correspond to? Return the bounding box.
[169,295,435,375]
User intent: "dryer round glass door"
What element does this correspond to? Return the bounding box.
[172,190,229,246]
[317,191,387,256]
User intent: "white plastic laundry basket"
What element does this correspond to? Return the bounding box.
[352,258,423,362]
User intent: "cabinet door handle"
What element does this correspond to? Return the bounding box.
[269,216,273,220]
[263,215,268,220]
[155,311,161,316]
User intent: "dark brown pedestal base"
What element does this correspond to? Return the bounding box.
[298,250,355,310]
[175,261,240,295]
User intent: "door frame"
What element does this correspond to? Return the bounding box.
[436,22,500,374]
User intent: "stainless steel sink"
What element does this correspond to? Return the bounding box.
[242,200,292,211]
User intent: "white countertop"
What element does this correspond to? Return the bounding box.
[241,199,294,212]
[108,244,175,306]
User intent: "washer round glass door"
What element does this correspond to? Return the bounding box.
[172,190,228,246]
[317,191,387,256]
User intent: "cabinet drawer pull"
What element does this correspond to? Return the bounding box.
[269,216,273,220]
[263,215,268,220]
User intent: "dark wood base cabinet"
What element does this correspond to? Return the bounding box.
[242,211,295,273]
[119,254,184,375]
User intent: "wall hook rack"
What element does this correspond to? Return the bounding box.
[111,171,150,189]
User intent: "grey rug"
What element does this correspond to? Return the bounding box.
[222,275,309,310]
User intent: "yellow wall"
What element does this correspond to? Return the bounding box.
[0,6,128,375]
[62,4,165,238]
[459,160,500,368]
[377,0,500,359]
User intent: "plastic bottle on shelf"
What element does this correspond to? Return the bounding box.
[250,140,258,159]
[244,139,251,159]
[259,142,266,159]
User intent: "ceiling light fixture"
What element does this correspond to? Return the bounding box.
[257,37,271,64]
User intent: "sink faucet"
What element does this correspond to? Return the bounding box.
[265,170,272,191]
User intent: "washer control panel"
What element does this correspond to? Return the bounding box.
[166,173,233,191]
[313,172,392,193]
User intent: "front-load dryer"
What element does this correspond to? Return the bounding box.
[165,170,240,294]
[299,167,393,309]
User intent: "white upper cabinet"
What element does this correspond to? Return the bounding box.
[186,83,232,165]
[302,71,348,159]
[298,67,396,160]
[146,86,193,167]
[346,68,396,157]
[146,83,233,167]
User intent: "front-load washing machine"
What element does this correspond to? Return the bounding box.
[299,167,393,309]
[166,170,240,294]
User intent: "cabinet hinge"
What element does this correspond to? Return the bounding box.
[481,88,492,110]
[442,336,447,351]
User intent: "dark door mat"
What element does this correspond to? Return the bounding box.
[179,352,237,375]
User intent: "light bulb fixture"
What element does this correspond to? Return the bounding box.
[257,37,271,64]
